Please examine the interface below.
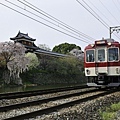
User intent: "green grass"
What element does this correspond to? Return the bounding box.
[101,112,116,120]
[99,102,120,120]
[111,102,120,112]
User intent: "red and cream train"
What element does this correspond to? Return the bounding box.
[84,38,120,87]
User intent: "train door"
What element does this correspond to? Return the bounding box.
[95,47,108,73]
[95,47,108,84]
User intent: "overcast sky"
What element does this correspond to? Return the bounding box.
[0,0,120,50]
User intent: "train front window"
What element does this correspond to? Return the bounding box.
[98,49,105,61]
[86,50,94,62]
[108,48,118,61]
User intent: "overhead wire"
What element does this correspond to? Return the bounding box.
[87,0,120,39]
[76,0,120,39]
[112,0,120,13]
[76,0,109,29]
[99,0,120,39]
[0,2,90,44]
[81,0,110,28]
[21,0,120,42]
[87,0,115,25]
[111,0,120,38]
[5,0,91,42]
[18,0,95,41]
[99,0,120,24]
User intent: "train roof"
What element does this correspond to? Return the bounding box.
[84,38,120,50]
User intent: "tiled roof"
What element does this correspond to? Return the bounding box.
[10,31,36,41]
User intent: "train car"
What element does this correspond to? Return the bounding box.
[84,38,120,87]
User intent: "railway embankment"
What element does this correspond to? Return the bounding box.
[38,91,120,120]
[0,88,119,120]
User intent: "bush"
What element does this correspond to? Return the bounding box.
[111,102,120,112]
[21,56,86,85]
[102,112,116,120]
[100,102,120,120]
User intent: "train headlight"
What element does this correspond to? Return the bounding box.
[91,44,94,47]
[86,69,90,75]
[116,68,119,74]
[108,42,111,45]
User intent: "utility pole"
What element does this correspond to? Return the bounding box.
[110,26,120,38]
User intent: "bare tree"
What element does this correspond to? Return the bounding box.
[70,49,84,60]
[38,44,51,51]
[0,41,29,85]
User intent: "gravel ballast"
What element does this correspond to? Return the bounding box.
[36,91,120,120]
[0,90,119,120]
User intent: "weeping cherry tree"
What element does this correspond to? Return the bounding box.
[0,41,30,85]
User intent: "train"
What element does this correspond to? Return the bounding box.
[84,38,120,87]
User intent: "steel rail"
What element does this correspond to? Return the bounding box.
[0,85,88,100]
[0,88,97,112]
[4,88,119,120]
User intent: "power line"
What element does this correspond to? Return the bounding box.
[99,0,120,24]
[76,0,120,39]
[88,0,115,25]
[18,0,95,41]
[76,0,109,29]
[98,0,120,39]
[111,0,120,38]
[112,0,120,13]
[19,0,120,40]
[5,0,91,42]
[0,2,90,44]
[82,0,110,28]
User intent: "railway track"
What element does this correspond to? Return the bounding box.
[0,85,88,100]
[0,87,119,120]
[0,86,116,120]
[0,88,96,112]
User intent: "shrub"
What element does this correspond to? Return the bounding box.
[102,112,116,120]
[100,102,120,120]
[111,102,120,112]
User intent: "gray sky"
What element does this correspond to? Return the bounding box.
[0,0,120,50]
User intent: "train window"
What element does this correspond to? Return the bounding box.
[86,50,94,62]
[98,49,105,61]
[108,48,118,61]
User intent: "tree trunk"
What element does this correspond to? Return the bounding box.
[2,69,10,85]
[10,74,23,85]
[3,68,23,85]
